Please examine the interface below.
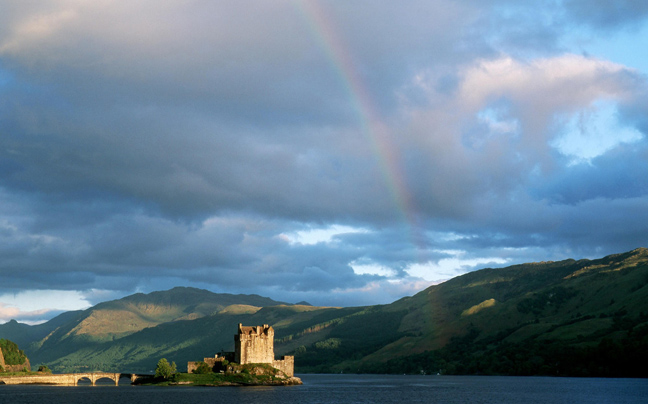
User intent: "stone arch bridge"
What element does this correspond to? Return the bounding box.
[0,372,153,386]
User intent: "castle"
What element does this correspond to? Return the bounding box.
[187,324,294,377]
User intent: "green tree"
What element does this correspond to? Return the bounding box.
[155,358,177,379]
[37,365,51,373]
[295,345,307,355]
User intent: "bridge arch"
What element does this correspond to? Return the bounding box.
[119,373,134,383]
[74,372,120,386]
[75,376,93,385]
[94,375,119,385]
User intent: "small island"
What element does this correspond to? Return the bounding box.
[138,324,302,387]
[140,361,301,387]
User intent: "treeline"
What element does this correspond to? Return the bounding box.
[354,312,648,377]
[276,318,346,344]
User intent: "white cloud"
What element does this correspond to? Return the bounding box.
[350,262,397,277]
[406,251,509,281]
[551,98,644,164]
[283,225,369,246]
[0,290,91,311]
[0,289,92,323]
[456,55,632,114]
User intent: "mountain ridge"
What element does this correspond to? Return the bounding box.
[1,248,647,376]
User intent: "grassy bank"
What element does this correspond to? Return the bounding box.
[137,363,301,386]
[137,372,301,386]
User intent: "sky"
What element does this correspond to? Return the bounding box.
[1,0,648,324]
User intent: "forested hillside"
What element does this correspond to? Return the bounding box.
[284,248,648,377]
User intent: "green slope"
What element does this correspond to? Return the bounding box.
[282,248,648,376]
[2,249,647,376]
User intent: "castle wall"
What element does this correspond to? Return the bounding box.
[187,356,226,373]
[4,359,30,373]
[187,361,198,374]
[272,356,294,377]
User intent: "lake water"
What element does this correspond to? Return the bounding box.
[0,374,646,404]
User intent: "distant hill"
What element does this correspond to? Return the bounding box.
[2,250,647,376]
[5,287,292,372]
[56,286,288,341]
[0,311,81,350]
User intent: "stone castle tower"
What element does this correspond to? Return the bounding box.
[235,324,274,364]
[234,323,294,377]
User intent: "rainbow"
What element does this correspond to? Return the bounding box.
[294,1,428,255]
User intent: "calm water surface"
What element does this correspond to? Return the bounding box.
[0,374,646,404]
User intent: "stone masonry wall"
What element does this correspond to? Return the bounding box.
[272,356,294,377]
[5,358,30,373]
[0,372,119,385]
[187,356,225,373]
[235,324,274,364]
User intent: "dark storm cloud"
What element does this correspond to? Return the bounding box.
[0,1,647,318]
[535,146,648,205]
[0,0,488,224]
